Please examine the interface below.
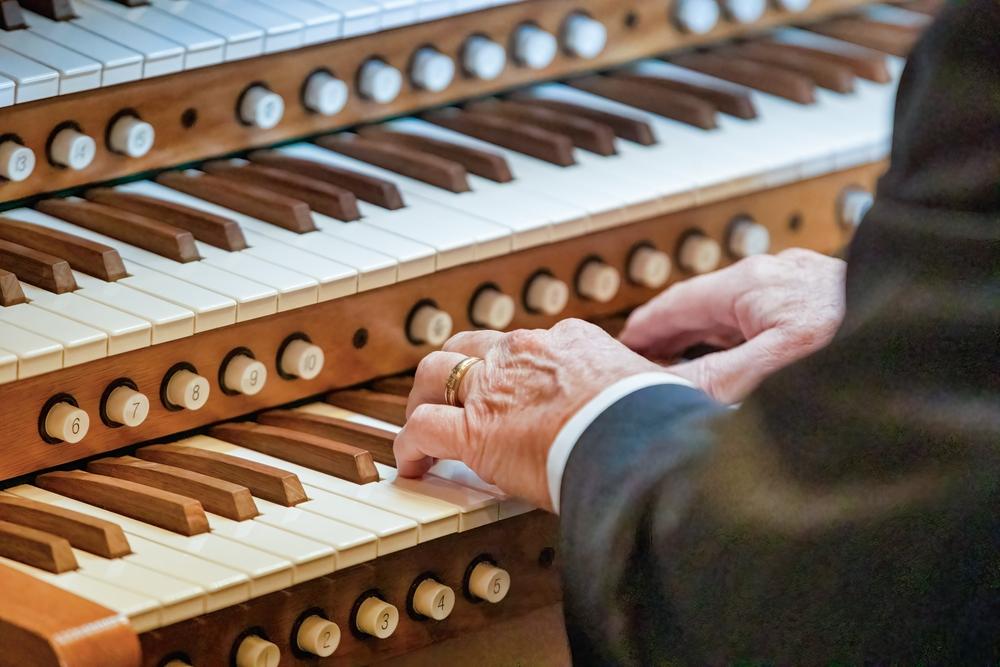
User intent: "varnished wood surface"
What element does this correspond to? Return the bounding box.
[0,0,875,205]
[0,494,131,559]
[0,163,882,481]
[0,562,141,667]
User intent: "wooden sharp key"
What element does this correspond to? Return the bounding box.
[0,215,128,281]
[0,495,131,559]
[201,160,361,222]
[727,41,856,93]
[671,53,817,105]
[614,69,757,120]
[36,199,200,264]
[157,171,317,234]
[325,388,408,427]
[259,410,397,467]
[36,471,210,537]
[570,75,719,130]
[467,99,618,156]
[85,188,248,252]
[903,0,944,16]
[1,0,26,30]
[249,150,405,211]
[506,94,658,146]
[0,238,77,293]
[368,374,415,397]
[424,108,577,167]
[17,0,75,21]
[807,17,918,58]
[358,126,514,183]
[210,422,380,485]
[0,268,26,305]
[760,37,891,83]
[137,443,308,507]
[87,456,259,522]
[317,133,472,194]
[0,519,78,574]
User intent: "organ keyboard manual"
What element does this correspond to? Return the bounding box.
[0,0,936,664]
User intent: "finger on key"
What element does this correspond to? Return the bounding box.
[394,404,467,478]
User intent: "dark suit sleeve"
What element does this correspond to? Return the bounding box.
[559,3,1000,664]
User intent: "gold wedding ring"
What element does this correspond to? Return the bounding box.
[445,356,483,407]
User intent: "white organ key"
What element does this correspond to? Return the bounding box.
[70,2,185,78]
[0,45,59,102]
[79,0,225,70]
[377,464,499,531]
[246,0,343,45]
[0,555,162,632]
[72,273,195,344]
[7,485,295,598]
[148,0,265,62]
[311,0,381,37]
[22,10,143,86]
[0,303,106,366]
[190,0,305,53]
[291,488,418,556]
[5,207,278,322]
[0,321,62,378]
[0,28,101,94]
[19,284,151,355]
[368,0,420,29]
[181,436,461,542]
[114,267,236,332]
[0,348,16,384]
[862,4,933,27]
[316,215,436,281]
[0,74,12,107]
[417,0,454,21]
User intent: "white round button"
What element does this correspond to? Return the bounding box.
[471,288,515,329]
[165,369,210,411]
[673,0,720,34]
[678,234,722,274]
[562,13,607,59]
[49,128,96,171]
[0,141,35,182]
[723,0,767,23]
[775,0,811,10]
[355,597,399,639]
[838,187,874,229]
[513,24,558,69]
[576,260,621,303]
[240,86,285,130]
[280,339,325,380]
[358,59,404,104]
[728,217,771,258]
[235,635,279,667]
[411,47,455,92]
[108,116,155,158]
[304,71,349,116]
[525,274,569,316]
[412,579,456,621]
[409,304,453,346]
[296,615,340,658]
[468,562,510,604]
[104,386,150,428]
[223,355,267,396]
[44,402,89,444]
[628,247,672,289]
[462,35,507,80]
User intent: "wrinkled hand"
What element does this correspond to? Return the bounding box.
[620,249,846,403]
[393,319,662,510]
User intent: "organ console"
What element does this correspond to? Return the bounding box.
[0,0,936,664]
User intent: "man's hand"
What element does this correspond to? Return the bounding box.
[393,319,663,510]
[619,249,846,403]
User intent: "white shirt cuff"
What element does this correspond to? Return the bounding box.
[546,372,695,514]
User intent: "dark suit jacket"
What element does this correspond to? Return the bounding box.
[560,2,1000,663]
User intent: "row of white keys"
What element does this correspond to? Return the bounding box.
[0,24,101,94]
[182,435,465,539]
[72,272,196,345]
[0,320,62,379]
[22,10,143,87]
[146,0,261,62]
[19,283,151,355]
[119,180,396,293]
[70,1,185,78]
[0,44,60,102]
[80,0,225,70]
[242,0,344,45]
[0,300,106,366]
[313,212,437,281]
[279,143,512,268]
[0,73,11,107]
[0,347,15,383]
[322,137,590,248]
[297,402,533,519]
[4,207,275,322]
[315,0,382,37]
[191,0,305,53]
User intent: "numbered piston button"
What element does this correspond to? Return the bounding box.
[103,385,150,427]
[468,561,510,603]
[164,368,210,411]
[43,400,89,444]
[222,353,267,396]
[296,615,340,658]
[412,578,456,621]
[355,596,399,639]
[280,339,324,380]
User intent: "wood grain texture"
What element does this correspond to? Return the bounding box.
[730,41,857,93]
[671,53,817,104]
[573,74,720,129]
[0,519,78,573]
[0,238,77,293]
[426,108,577,166]
[761,35,891,83]
[505,95,658,146]
[0,267,26,306]
[807,16,919,57]
[615,68,758,120]
[0,562,141,667]
[0,0,876,204]
[466,100,619,156]
[317,134,472,193]
[17,0,74,21]
[0,0,26,30]
[0,216,127,282]
[259,410,398,468]
[326,390,408,428]
[0,494,131,559]
[369,375,416,397]
[358,127,514,183]
[210,422,380,485]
